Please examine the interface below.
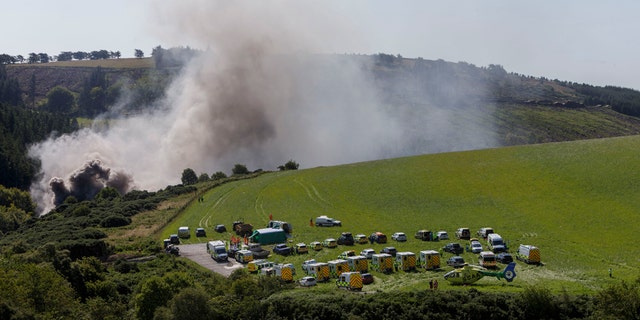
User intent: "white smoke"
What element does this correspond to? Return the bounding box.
[29,1,496,213]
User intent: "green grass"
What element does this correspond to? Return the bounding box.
[162,135,640,294]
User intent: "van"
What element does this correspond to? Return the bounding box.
[178,226,190,238]
[455,228,471,240]
[414,230,433,241]
[207,240,228,262]
[315,216,342,227]
[487,233,506,253]
[478,251,497,269]
[517,244,541,264]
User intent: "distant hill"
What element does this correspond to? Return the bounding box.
[6,54,640,147]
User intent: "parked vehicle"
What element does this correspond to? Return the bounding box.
[447,256,466,268]
[235,249,253,264]
[370,253,394,273]
[443,242,464,254]
[267,220,293,233]
[248,243,270,259]
[361,273,374,285]
[302,259,317,273]
[249,228,287,245]
[338,250,356,260]
[478,251,497,269]
[214,224,226,233]
[299,276,317,287]
[455,227,471,240]
[487,233,506,253]
[436,231,449,240]
[273,243,292,256]
[195,227,206,237]
[323,238,338,248]
[315,215,342,227]
[347,255,368,273]
[310,241,323,251]
[328,259,350,278]
[178,226,190,238]
[477,227,494,239]
[516,244,541,264]
[295,243,309,254]
[274,263,295,282]
[469,239,483,253]
[418,250,441,270]
[247,259,274,273]
[233,221,253,237]
[337,232,355,245]
[355,234,368,244]
[380,246,397,257]
[369,232,387,244]
[415,230,434,241]
[496,252,514,264]
[169,234,180,244]
[207,240,228,262]
[395,252,417,271]
[391,232,407,242]
[307,262,330,282]
[360,248,376,259]
[165,244,179,256]
[336,272,363,291]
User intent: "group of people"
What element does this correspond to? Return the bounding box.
[429,279,439,290]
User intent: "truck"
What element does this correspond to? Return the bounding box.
[249,228,287,245]
[479,251,497,269]
[347,255,368,273]
[328,259,350,278]
[336,272,363,291]
[308,262,330,282]
[370,253,394,274]
[516,244,541,264]
[395,252,417,272]
[235,249,253,264]
[207,240,228,262]
[274,263,295,282]
[418,250,441,270]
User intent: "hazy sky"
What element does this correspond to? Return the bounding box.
[3,0,639,90]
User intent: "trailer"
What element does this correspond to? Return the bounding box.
[248,228,287,245]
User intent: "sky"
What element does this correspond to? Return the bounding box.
[2,1,640,90]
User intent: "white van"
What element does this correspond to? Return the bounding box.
[487,233,505,253]
[178,226,190,238]
[315,215,342,227]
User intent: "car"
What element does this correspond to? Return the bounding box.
[299,276,317,287]
[391,232,407,242]
[360,248,376,259]
[337,232,355,245]
[443,243,464,255]
[361,273,374,285]
[469,240,483,254]
[273,244,292,256]
[496,252,514,264]
[447,256,466,268]
[195,227,206,237]
[477,227,494,239]
[169,234,180,244]
[380,246,397,257]
[436,231,449,240]
[214,224,226,233]
[295,243,309,254]
[310,241,323,251]
[369,232,387,244]
[355,234,368,244]
[323,238,338,248]
[338,250,356,259]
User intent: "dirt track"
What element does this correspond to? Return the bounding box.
[177,244,244,277]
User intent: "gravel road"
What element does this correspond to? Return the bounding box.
[177,244,244,277]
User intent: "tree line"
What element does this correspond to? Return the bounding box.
[0,49,147,65]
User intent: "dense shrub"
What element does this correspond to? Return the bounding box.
[100,214,131,228]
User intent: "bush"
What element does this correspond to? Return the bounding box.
[100,215,131,228]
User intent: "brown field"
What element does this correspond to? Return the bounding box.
[9,57,154,69]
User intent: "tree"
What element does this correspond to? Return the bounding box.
[197,173,210,183]
[181,168,198,185]
[232,164,249,175]
[278,159,299,171]
[45,86,75,113]
[38,53,50,63]
[28,53,38,64]
[135,49,144,59]
[211,171,227,180]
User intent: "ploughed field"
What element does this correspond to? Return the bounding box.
[162,135,640,294]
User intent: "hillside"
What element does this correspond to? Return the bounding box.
[160,135,640,293]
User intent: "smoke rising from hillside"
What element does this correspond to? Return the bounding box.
[29,1,497,213]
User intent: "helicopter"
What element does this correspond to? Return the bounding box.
[443,262,516,285]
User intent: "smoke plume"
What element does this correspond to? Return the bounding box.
[29,1,497,213]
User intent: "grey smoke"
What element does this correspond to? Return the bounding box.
[29,1,497,213]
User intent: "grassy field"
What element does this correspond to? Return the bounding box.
[159,135,640,294]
